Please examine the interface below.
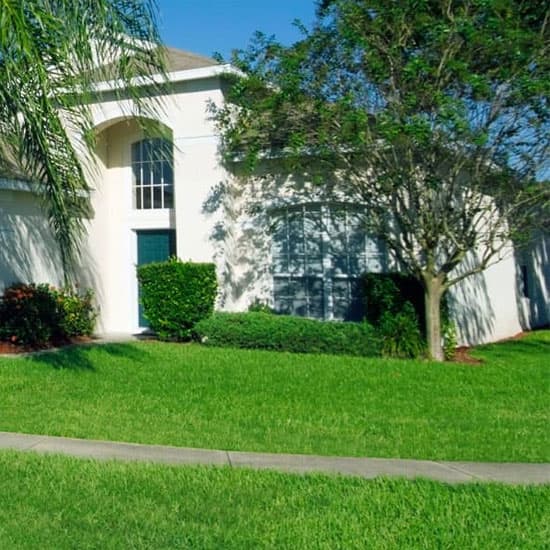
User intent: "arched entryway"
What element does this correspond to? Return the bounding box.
[90,117,176,332]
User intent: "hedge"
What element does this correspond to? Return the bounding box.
[137,258,217,341]
[194,312,382,357]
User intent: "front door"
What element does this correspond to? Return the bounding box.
[136,229,176,327]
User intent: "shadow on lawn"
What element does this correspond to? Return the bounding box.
[28,342,148,371]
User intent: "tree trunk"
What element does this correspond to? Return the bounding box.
[424,276,444,361]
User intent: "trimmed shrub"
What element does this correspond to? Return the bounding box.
[195,312,382,357]
[0,283,96,346]
[137,258,217,341]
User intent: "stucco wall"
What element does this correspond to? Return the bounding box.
[448,252,524,345]
[0,187,62,292]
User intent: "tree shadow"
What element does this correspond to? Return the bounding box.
[514,233,549,331]
[0,186,104,337]
[203,162,351,311]
[0,188,62,291]
[27,342,149,371]
[447,259,495,346]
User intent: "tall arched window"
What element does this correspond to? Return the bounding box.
[131,138,174,209]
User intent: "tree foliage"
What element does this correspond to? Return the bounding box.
[212,0,549,359]
[0,0,165,274]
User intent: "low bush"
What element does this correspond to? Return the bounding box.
[195,312,382,357]
[442,321,458,361]
[0,283,96,346]
[137,258,217,341]
[57,287,96,338]
[362,273,430,358]
[0,284,60,345]
[362,273,425,327]
[379,302,426,359]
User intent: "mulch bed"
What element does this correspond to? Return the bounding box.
[451,346,484,365]
[0,336,93,355]
[448,331,531,365]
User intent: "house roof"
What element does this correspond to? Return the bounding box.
[162,47,219,72]
[89,45,219,86]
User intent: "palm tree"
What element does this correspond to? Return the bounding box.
[0,0,166,278]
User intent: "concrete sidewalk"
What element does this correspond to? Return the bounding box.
[1,431,548,485]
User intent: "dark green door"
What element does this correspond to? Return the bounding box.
[137,230,176,327]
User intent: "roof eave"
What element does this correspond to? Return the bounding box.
[90,63,238,93]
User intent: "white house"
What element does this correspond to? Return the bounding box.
[0,47,547,344]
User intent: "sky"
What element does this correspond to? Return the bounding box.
[156,0,317,61]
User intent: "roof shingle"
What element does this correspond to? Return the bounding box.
[162,47,219,72]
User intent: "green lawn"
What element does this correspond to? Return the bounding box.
[0,331,548,462]
[0,451,547,549]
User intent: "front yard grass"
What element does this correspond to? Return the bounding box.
[0,451,547,549]
[0,330,548,462]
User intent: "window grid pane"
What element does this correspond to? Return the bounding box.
[272,204,376,320]
[131,139,174,210]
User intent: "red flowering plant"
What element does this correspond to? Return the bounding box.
[0,283,96,347]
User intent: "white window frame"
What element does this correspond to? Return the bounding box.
[131,138,174,210]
